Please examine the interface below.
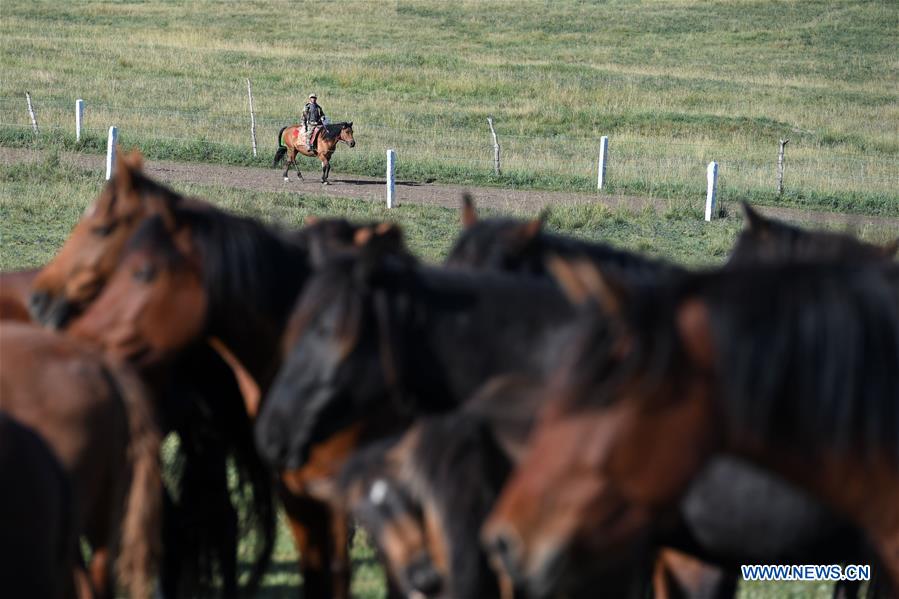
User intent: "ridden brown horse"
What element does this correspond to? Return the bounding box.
[483,260,899,596]
[0,413,84,599]
[273,122,356,185]
[0,322,161,599]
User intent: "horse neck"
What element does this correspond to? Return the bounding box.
[543,233,684,285]
[392,267,575,412]
[199,220,310,387]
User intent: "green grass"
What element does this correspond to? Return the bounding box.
[2,131,892,599]
[1,1,897,215]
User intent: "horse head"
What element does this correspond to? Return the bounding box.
[67,214,208,369]
[256,244,414,471]
[29,149,183,328]
[729,202,899,266]
[338,122,355,147]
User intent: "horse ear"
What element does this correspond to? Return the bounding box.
[114,146,139,191]
[513,212,546,247]
[461,193,478,228]
[741,202,770,234]
[546,255,627,317]
[355,222,405,254]
[676,299,715,372]
[112,147,145,215]
[305,215,321,226]
[208,337,261,419]
[880,238,899,258]
[353,228,372,247]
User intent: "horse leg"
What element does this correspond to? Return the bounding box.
[294,156,304,180]
[160,489,182,597]
[283,148,295,181]
[329,508,352,599]
[280,489,335,599]
[871,531,899,596]
[88,547,113,599]
[321,159,330,185]
[653,549,736,599]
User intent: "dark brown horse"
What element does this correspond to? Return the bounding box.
[452,196,884,598]
[447,195,685,293]
[337,408,514,599]
[273,122,356,184]
[0,322,161,599]
[0,413,84,599]
[729,202,898,266]
[483,261,899,596]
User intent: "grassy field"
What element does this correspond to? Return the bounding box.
[1,1,897,214]
[4,155,893,596]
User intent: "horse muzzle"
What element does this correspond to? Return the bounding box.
[28,291,75,330]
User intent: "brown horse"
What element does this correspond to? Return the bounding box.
[0,413,85,599]
[483,260,899,596]
[273,122,356,184]
[0,322,161,598]
[29,153,278,596]
[29,150,188,328]
[67,206,409,599]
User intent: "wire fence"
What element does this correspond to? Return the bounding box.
[1,93,897,200]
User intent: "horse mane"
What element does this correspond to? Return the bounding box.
[569,263,899,458]
[728,206,896,266]
[322,122,351,139]
[700,263,899,457]
[124,210,282,595]
[173,201,311,333]
[447,216,684,287]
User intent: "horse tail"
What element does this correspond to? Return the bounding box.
[109,363,162,599]
[273,126,290,167]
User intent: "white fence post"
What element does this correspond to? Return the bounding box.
[246,78,258,158]
[106,126,118,181]
[386,149,396,209]
[25,92,38,135]
[597,135,609,190]
[75,99,84,142]
[487,117,500,176]
[705,161,719,221]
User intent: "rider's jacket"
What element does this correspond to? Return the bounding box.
[303,102,325,129]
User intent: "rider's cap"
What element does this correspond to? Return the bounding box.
[309,93,317,99]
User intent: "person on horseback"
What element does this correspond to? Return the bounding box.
[302,93,326,153]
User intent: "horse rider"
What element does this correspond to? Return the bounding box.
[302,93,326,153]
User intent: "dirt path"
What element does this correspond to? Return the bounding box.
[3,146,897,230]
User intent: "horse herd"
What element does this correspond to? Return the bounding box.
[1,149,897,598]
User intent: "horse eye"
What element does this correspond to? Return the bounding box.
[132,263,158,283]
[91,223,116,237]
